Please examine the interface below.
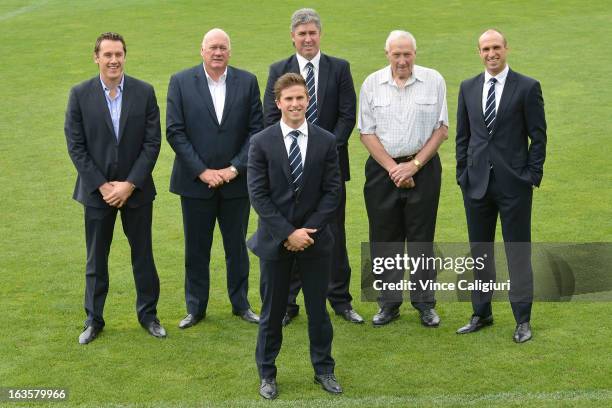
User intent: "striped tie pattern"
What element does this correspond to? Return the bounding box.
[288,130,303,192]
[305,62,318,124]
[484,77,497,134]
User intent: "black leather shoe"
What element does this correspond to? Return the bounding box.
[144,320,167,338]
[282,311,298,327]
[456,315,493,334]
[372,307,399,326]
[336,309,365,324]
[259,378,278,400]
[78,325,102,345]
[513,322,532,343]
[314,373,342,394]
[419,308,440,327]
[178,314,204,329]
[234,308,260,324]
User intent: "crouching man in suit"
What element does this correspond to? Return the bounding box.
[248,73,342,399]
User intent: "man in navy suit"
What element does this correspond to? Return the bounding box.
[455,29,547,343]
[263,8,362,325]
[166,28,264,328]
[65,32,165,344]
[249,73,342,399]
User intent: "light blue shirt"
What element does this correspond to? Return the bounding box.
[100,75,124,140]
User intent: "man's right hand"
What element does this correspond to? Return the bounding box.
[395,176,415,189]
[99,182,115,205]
[284,228,317,251]
[199,169,225,188]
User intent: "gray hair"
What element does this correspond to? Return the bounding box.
[202,28,231,50]
[385,30,417,51]
[290,8,321,32]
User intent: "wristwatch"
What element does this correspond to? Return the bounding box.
[229,165,239,175]
[413,158,422,170]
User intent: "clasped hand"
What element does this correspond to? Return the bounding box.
[199,167,237,188]
[389,162,417,189]
[284,228,317,252]
[99,181,134,208]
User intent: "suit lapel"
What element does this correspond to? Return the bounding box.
[473,73,487,131]
[492,69,517,136]
[220,67,236,126]
[117,75,131,143]
[274,124,293,185]
[300,123,317,191]
[316,54,329,117]
[92,78,117,143]
[194,65,220,127]
[289,55,300,74]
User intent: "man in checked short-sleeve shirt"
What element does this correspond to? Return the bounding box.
[358,30,449,328]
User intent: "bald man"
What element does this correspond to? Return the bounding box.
[455,29,546,343]
[167,28,264,328]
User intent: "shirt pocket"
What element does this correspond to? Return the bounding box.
[414,96,438,112]
[373,97,392,129]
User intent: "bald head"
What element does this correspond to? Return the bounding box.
[478,29,507,49]
[202,28,231,50]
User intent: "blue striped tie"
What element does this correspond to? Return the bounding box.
[288,130,303,192]
[484,78,497,135]
[305,62,318,124]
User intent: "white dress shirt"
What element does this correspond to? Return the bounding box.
[280,119,308,162]
[204,66,227,124]
[358,65,449,158]
[296,51,320,95]
[482,64,509,114]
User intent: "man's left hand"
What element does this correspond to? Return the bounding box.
[389,162,418,185]
[103,181,135,208]
[218,167,238,183]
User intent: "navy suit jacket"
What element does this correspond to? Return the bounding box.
[247,123,341,260]
[456,69,547,199]
[65,75,161,208]
[263,53,356,181]
[166,64,264,199]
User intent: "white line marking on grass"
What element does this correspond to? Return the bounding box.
[0,0,48,22]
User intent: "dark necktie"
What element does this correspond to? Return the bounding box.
[305,62,318,124]
[288,130,303,192]
[484,77,497,134]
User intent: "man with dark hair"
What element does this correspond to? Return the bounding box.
[456,29,547,343]
[65,32,165,344]
[166,28,263,328]
[263,8,362,326]
[249,73,343,399]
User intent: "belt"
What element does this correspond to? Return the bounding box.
[393,155,416,163]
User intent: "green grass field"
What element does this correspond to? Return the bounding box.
[1,0,611,406]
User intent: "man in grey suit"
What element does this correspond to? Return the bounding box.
[166,29,264,328]
[65,32,165,344]
[455,29,547,343]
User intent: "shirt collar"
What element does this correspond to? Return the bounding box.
[99,75,124,93]
[280,119,309,138]
[203,66,228,85]
[484,64,509,85]
[381,65,423,87]
[296,51,321,73]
